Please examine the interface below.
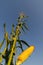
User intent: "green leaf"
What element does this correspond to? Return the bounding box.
[17,39,30,51]
[3,23,6,28]
[16,46,23,51]
[19,40,30,47]
[0,53,2,55]
[23,22,29,31]
[0,39,5,49]
[17,40,24,51]
[21,26,25,32]
[3,23,6,33]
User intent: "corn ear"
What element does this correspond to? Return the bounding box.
[16,45,35,65]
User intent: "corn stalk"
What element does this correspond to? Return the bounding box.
[0,13,35,65]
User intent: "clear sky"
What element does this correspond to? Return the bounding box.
[0,0,43,65]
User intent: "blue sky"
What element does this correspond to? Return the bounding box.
[0,0,43,65]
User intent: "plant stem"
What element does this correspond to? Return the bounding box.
[7,37,17,65]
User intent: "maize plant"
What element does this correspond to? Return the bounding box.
[0,13,35,65]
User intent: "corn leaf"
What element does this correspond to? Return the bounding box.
[0,39,5,49]
[17,40,23,51]
[21,26,25,32]
[23,22,29,31]
[16,46,23,52]
[3,23,6,33]
[18,40,30,47]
